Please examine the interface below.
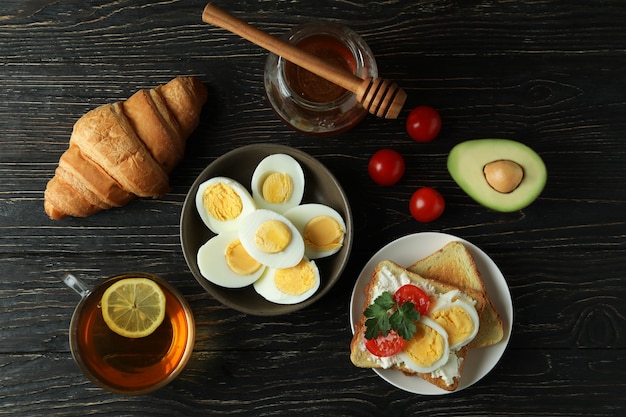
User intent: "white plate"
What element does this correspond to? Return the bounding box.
[349,232,513,395]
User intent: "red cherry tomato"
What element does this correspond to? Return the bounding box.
[406,106,442,142]
[393,284,431,316]
[409,187,445,222]
[368,149,405,186]
[365,330,407,357]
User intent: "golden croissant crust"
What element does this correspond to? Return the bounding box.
[44,76,208,220]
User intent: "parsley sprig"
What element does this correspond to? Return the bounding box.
[364,291,420,341]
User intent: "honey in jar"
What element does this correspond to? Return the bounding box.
[264,22,378,136]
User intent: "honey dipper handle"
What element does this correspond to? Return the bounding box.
[202,3,364,94]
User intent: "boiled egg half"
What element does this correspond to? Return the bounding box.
[238,209,305,269]
[197,231,266,288]
[398,317,450,374]
[195,177,256,234]
[284,203,346,259]
[253,257,320,304]
[429,290,480,350]
[250,154,305,213]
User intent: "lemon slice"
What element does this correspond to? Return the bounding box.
[101,278,166,338]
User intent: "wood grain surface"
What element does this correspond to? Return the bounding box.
[1,0,625,416]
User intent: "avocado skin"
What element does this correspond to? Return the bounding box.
[447,139,547,212]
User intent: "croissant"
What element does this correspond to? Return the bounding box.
[44,76,208,220]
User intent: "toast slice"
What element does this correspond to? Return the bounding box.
[350,260,486,391]
[407,241,504,348]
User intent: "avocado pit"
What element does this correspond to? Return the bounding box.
[483,160,524,193]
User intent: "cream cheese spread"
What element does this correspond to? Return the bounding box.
[360,264,469,386]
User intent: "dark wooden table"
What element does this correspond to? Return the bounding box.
[2,0,625,415]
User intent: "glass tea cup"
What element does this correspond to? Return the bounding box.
[63,272,195,395]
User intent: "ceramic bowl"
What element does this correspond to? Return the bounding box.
[180,144,353,315]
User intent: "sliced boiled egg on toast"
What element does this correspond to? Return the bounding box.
[398,317,450,374]
[429,290,480,350]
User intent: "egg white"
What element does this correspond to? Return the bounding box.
[196,231,266,288]
[238,209,305,269]
[398,317,451,374]
[250,154,305,213]
[253,258,320,304]
[195,177,257,234]
[429,290,480,350]
[284,203,346,259]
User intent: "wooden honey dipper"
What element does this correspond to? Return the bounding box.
[202,3,407,119]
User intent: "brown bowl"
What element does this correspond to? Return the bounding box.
[180,144,353,315]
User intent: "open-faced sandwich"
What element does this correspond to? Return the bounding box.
[350,242,503,391]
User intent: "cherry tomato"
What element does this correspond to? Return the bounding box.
[409,187,445,222]
[365,330,407,357]
[406,106,442,142]
[368,149,405,186]
[393,284,431,316]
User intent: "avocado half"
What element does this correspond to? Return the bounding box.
[447,139,547,212]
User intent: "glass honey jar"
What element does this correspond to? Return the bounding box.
[264,22,378,136]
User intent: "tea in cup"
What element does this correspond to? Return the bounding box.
[64,272,195,394]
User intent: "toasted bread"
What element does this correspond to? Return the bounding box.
[350,260,486,391]
[407,241,504,348]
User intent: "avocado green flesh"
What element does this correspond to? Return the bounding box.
[447,139,547,212]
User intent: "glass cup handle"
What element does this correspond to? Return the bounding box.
[63,273,91,298]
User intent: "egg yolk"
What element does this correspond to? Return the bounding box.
[431,305,474,348]
[404,322,446,369]
[303,215,344,251]
[274,258,315,295]
[203,183,243,221]
[254,219,292,253]
[224,239,262,276]
[261,172,293,204]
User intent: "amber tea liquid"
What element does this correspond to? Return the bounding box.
[69,273,194,394]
